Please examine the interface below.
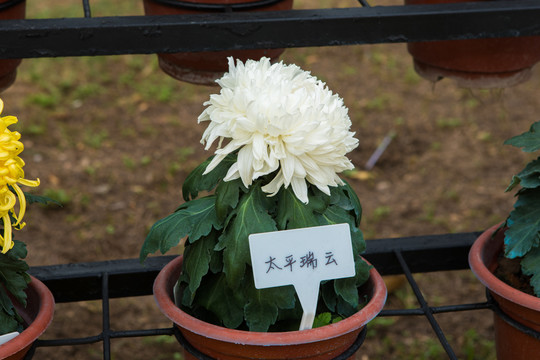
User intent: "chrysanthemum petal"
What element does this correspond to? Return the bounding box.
[1,213,12,253]
[199,57,358,203]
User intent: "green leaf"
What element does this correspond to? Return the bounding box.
[312,312,342,328]
[140,196,221,261]
[5,240,27,260]
[183,232,218,296]
[0,241,29,334]
[504,187,540,258]
[353,256,372,287]
[276,187,319,230]
[339,180,362,226]
[312,312,332,328]
[182,154,237,201]
[321,280,338,312]
[334,277,359,312]
[195,273,244,329]
[505,175,522,193]
[521,247,540,297]
[0,289,22,334]
[0,241,29,306]
[316,204,357,230]
[306,187,331,214]
[504,121,540,153]
[243,274,296,331]
[506,157,540,192]
[23,192,62,207]
[215,178,244,222]
[216,184,277,289]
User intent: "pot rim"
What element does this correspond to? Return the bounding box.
[469,223,540,311]
[0,275,55,357]
[154,255,387,346]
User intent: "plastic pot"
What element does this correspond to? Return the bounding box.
[142,0,294,86]
[469,223,540,360]
[154,255,387,360]
[0,276,55,360]
[405,0,540,88]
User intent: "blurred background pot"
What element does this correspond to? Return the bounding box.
[405,0,540,88]
[142,0,294,86]
[0,0,25,93]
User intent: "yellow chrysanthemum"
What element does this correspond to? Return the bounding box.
[0,99,39,254]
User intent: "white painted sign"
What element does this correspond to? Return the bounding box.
[248,223,355,330]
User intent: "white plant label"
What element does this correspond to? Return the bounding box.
[249,223,355,331]
[0,331,19,346]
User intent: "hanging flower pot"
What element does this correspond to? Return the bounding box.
[0,0,25,93]
[469,224,540,360]
[405,0,540,88]
[0,276,55,360]
[142,0,294,85]
[154,255,387,360]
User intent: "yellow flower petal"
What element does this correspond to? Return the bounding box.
[0,99,40,254]
[1,213,12,254]
[12,184,25,227]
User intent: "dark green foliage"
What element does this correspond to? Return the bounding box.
[142,155,370,331]
[504,121,540,296]
[504,121,540,153]
[140,196,221,261]
[0,241,30,334]
[23,192,62,207]
[522,247,540,295]
[182,154,237,202]
[504,187,540,259]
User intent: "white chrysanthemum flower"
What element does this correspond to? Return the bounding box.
[198,57,358,204]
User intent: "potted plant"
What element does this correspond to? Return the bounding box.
[405,0,540,88]
[141,57,387,359]
[0,98,55,359]
[142,0,294,86]
[469,121,540,359]
[0,0,26,93]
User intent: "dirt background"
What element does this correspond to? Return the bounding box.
[2,0,539,358]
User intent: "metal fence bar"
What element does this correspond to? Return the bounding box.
[0,1,539,59]
[28,233,478,302]
[82,0,91,18]
[393,250,458,360]
[25,233,484,359]
[102,273,111,360]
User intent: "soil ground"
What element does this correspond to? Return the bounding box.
[2,0,539,358]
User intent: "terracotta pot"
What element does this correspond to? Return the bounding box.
[0,276,55,360]
[469,223,540,360]
[0,0,25,93]
[405,0,540,88]
[154,255,387,360]
[142,0,294,85]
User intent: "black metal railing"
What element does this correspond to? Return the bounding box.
[25,232,488,360]
[0,1,539,58]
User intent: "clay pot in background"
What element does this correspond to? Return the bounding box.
[405,0,540,88]
[0,0,25,93]
[142,0,294,86]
